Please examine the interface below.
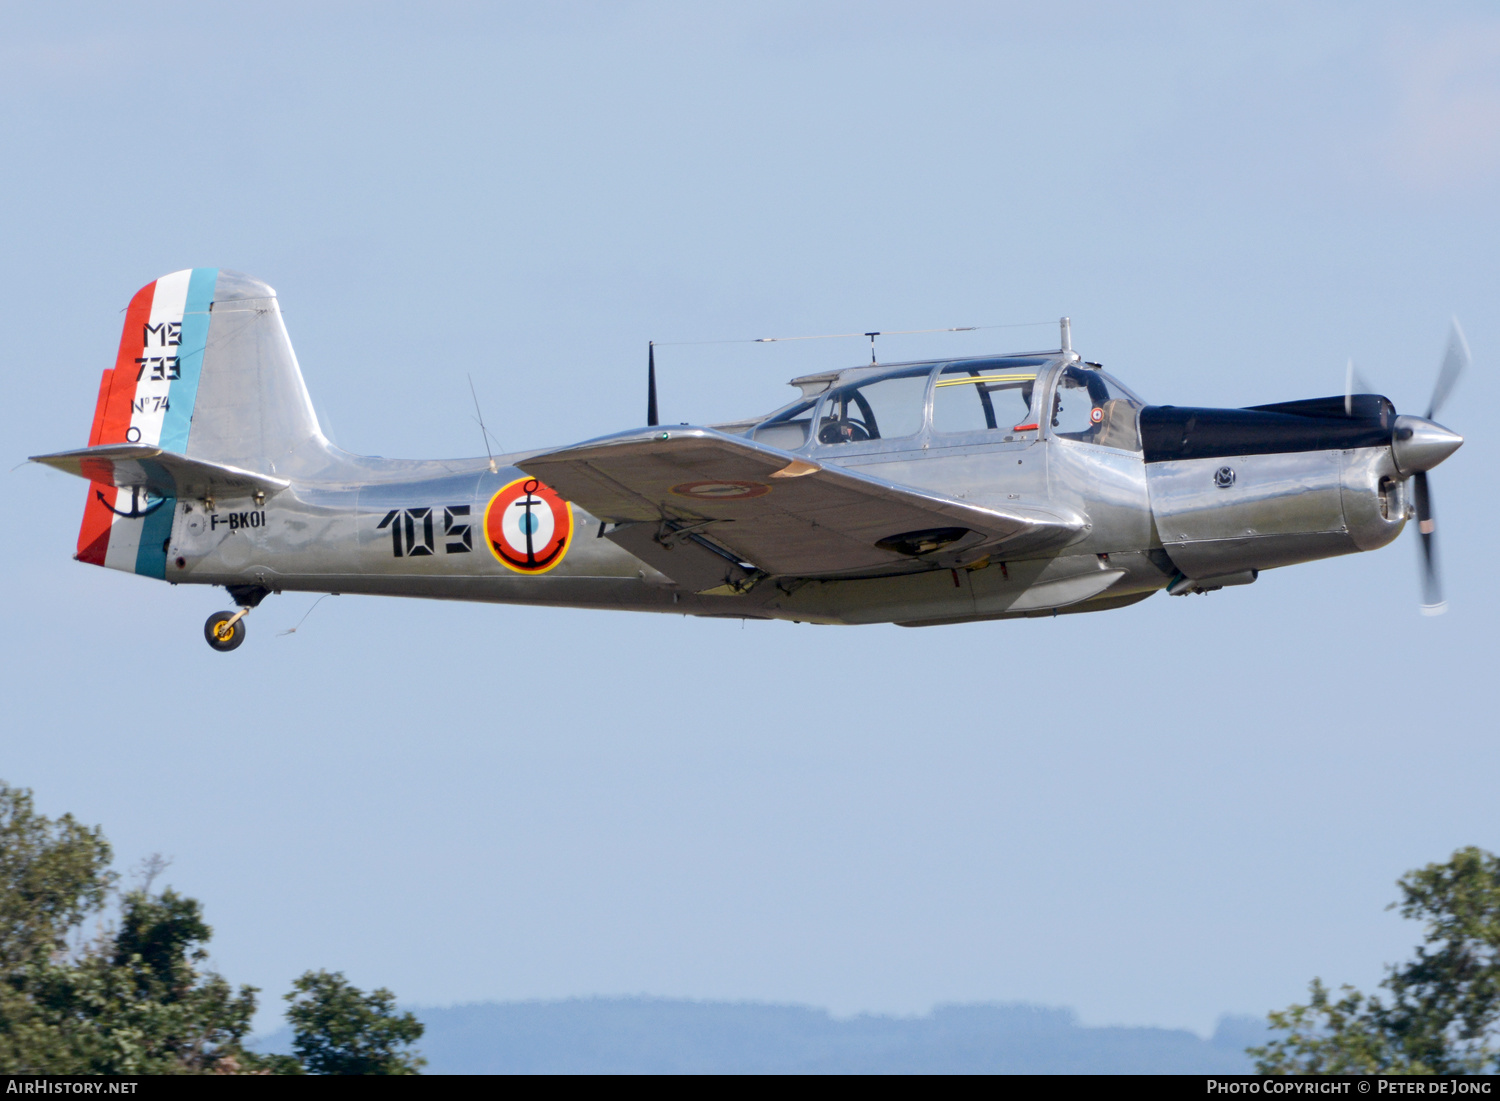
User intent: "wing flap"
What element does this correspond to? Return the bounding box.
[31,444,289,501]
[520,428,1083,579]
[604,520,756,593]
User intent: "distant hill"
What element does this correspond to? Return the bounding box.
[254,998,1267,1074]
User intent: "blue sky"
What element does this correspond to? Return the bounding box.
[3,2,1497,1035]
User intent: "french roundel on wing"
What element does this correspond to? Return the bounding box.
[484,477,574,574]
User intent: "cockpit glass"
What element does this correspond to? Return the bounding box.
[1051,366,1143,450]
[815,367,930,446]
[932,359,1044,435]
[749,398,816,449]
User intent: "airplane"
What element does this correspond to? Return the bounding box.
[30,269,1467,651]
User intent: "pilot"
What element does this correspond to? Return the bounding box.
[1052,367,1139,449]
[818,391,877,444]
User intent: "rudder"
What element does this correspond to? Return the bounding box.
[76,269,216,574]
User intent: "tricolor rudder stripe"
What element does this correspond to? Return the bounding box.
[76,269,218,576]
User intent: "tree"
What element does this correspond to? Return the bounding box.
[0,781,423,1074]
[0,783,113,972]
[0,784,260,1076]
[286,970,425,1074]
[18,888,259,1073]
[1253,846,1500,1075]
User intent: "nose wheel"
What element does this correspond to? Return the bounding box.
[204,609,249,652]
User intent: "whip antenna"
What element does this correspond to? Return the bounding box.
[468,373,499,473]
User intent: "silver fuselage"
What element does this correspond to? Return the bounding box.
[159,355,1410,626]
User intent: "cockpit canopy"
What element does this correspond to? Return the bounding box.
[749,356,1144,451]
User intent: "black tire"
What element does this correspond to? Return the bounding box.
[204,611,246,652]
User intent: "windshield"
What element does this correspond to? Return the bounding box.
[749,398,817,449]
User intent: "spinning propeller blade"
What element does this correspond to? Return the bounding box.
[1413,471,1444,615]
[1344,357,1375,416]
[1427,318,1470,421]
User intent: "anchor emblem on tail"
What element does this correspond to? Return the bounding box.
[96,485,166,519]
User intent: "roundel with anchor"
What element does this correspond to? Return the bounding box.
[484,477,575,574]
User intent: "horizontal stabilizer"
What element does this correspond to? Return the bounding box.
[31,444,289,502]
[520,427,1083,579]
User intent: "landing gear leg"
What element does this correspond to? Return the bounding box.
[205,608,248,652]
[203,584,271,652]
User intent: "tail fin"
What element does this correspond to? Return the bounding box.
[72,269,326,574]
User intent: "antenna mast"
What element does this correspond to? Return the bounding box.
[647,342,659,427]
[467,374,498,473]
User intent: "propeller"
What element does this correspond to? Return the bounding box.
[1343,321,1467,614]
[1410,319,1470,616]
[647,341,659,428]
[1344,357,1375,416]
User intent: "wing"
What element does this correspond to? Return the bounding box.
[519,427,1084,581]
[31,444,289,502]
